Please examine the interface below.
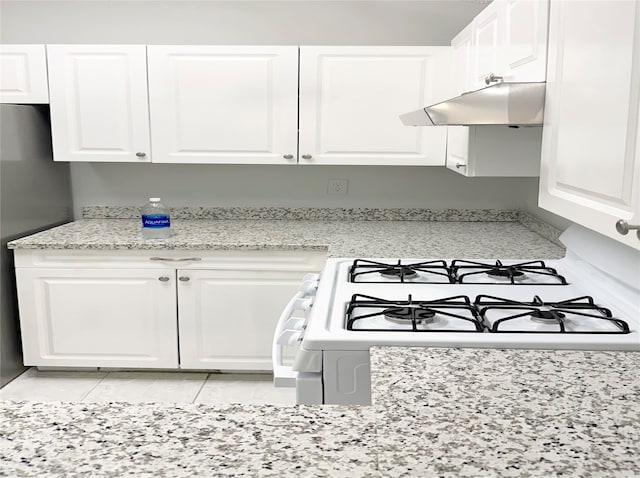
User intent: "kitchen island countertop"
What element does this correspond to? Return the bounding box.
[2,347,639,477]
[370,346,640,477]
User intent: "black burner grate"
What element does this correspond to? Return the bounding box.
[474,295,630,334]
[450,260,568,285]
[346,294,484,332]
[348,259,453,284]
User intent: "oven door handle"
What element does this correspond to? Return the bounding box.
[272,292,305,387]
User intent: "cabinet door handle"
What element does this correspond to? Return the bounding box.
[158,276,170,282]
[455,163,467,169]
[484,73,504,85]
[283,154,294,160]
[149,257,202,262]
[301,154,312,160]
[178,276,190,282]
[136,152,146,158]
[615,219,640,238]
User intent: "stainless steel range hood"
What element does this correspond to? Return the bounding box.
[399,82,546,126]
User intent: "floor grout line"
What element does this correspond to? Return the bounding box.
[191,373,211,404]
[80,370,109,403]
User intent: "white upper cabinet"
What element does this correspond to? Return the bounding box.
[447,1,547,178]
[472,1,504,89]
[502,0,548,82]
[446,126,541,177]
[0,45,49,104]
[298,46,449,166]
[469,0,548,89]
[451,24,474,96]
[47,45,151,162]
[539,0,640,250]
[147,46,299,164]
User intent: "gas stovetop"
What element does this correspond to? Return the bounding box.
[301,250,640,351]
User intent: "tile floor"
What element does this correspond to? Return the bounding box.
[0,368,296,405]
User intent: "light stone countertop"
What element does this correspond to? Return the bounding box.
[2,347,638,477]
[370,347,640,477]
[7,218,564,259]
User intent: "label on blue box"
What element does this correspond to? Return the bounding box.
[142,214,170,228]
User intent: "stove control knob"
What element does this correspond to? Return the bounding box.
[615,219,640,239]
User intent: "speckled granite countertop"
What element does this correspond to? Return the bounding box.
[2,348,638,477]
[370,347,640,477]
[7,207,564,259]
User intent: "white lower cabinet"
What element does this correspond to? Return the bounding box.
[15,268,178,368]
[177,268,315,370]
[14,250,325,370]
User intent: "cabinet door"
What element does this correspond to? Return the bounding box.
[445,126,470,175]
[16,268,178,367]
[0,45,49,104]
[502,0,548,82]
[539,1,640,250]
[472,1,504,89]
[178,268,315,370]
[47,45,151,162]
[451,24,474,96]
[299,46,448,166]
[147,46,298,164]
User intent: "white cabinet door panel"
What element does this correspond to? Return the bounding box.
[473,2,503,88]
[299,46,448,166]
[16,268,178,367]
[148,46,298,164]
[47,45,151,162]
[0,44,49,104]
[503,0,548,82]
[539,0,640,250]
[451,24,474,96]
[178,269,313,370]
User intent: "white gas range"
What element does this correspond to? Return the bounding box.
[272,225,640,405]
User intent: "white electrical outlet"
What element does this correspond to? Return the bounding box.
[327,179,349,195]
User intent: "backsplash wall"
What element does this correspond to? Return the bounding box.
[70,162,541,218]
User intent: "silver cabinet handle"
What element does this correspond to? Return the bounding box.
[615,219,640,238]
[484,73,504,85]
[283,154,294,160]
[301,154,312,160]
[136,152,146,158]
[455,163,466,169]
[158,276,170,282]
[178,276,190,282]
[149,257,202,262]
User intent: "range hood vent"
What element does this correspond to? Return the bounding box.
[399,82,545,126]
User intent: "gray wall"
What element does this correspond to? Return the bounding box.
[1,0,568,229]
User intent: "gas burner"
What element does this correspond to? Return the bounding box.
[475,295,630,334]
[529,309,566,324]
[349,259,453,284]
[451,260,568,285]
[346,294,483,332]
[486,267,526,281]
[380,267,418,280]
[383,307,436,324]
